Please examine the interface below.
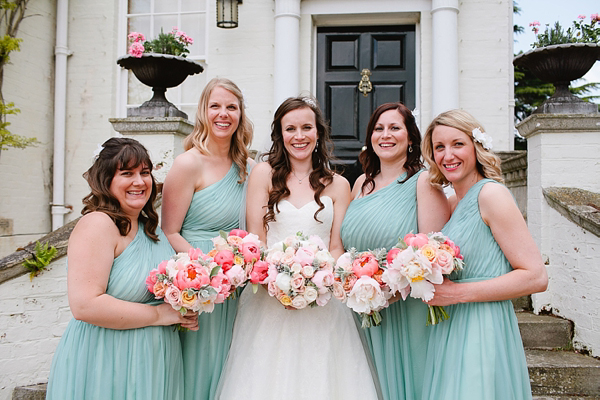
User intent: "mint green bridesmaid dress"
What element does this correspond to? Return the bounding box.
[46,223,182,400]
[422,179,532,399]
[340,170,429,400]
[179,163,244,400]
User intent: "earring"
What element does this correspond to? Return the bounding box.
[408,144,413,153]
[314,141,319,153]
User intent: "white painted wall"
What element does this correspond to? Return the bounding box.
[0,258,70,400]
[522,114,600,357]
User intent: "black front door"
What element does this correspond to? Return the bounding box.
[316,26,416,185]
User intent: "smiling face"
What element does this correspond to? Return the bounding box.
[431,125,481,187]
[109,163,153,218]
[371,109,411,164]
[281,107,318,163]
[207,86,241,141]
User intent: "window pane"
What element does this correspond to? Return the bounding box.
[128,16,151,38]
[153,15,179,37]
[129,0,150,14]
[182,0,206,12]
[155,0,179,14]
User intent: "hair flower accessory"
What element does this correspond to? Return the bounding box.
[472,127,493,150]
[302,97,317,108]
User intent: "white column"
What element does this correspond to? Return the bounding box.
[431,0,459,115]
[274,0,301,110]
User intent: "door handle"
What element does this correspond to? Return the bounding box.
[358,68,372,97]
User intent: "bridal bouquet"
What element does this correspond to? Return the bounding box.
[383,232,465,326]
[145,247,232,318]
[334,248,392,328]
[208,229,267,291]
[263,232,335,309]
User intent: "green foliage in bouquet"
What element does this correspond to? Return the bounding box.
[22,241,58,280]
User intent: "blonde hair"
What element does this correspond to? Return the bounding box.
[421,109,504,187]
[183,77,254,182]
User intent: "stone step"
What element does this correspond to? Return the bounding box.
[518,311,573,349]
[513,295,532,311]
[11,383,46,400]
[527,349,600,397]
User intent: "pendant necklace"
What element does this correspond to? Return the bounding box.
[292,170,311,184]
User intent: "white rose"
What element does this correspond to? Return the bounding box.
[291,296,308,309]
[301,265,315,278]
[303,286,318,302]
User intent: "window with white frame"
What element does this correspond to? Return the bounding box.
[123,0,207,119]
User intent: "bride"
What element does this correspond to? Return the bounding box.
[216,96,380,399]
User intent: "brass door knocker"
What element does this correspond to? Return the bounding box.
[358,68,373,97]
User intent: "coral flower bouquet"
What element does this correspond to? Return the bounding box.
[383,232,465,326]
[334,248,391,328]
[208,229,266,292]
[263,232,336,309]
[145,247,229,321]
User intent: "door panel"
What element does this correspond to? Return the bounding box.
[317,26,415,185]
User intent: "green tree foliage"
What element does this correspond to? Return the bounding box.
[0,0,37,156]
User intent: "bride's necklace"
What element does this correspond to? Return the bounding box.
[292,170,311,184]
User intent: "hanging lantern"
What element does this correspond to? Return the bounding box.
[217,0,241,29]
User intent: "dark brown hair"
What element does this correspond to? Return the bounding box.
[82,137,159,241]
[359,102,423,194]
[263,96,334,230]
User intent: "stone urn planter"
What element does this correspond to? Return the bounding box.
[513,43,600,114]
[117,53,204,119]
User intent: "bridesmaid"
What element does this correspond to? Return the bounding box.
[420,109,547,399]
[161,77,253,400]
[46,138,198,400]
[340,102,450,400]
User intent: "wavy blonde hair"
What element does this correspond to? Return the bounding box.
[421,109,504,187]
[183,77,254,182]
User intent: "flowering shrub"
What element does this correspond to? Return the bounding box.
[128,27,193,58]
[529,14,600,48]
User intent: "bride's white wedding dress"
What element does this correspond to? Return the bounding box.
[216,196,379,399]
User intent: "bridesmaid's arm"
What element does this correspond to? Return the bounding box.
[427,183,548,306]
[416,171,450,233]
[245,162,271,246]
[67,213,198,330]
[161,152,199,253]
[328,175,351,260]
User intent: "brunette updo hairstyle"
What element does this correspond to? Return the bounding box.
[82,137,159,241]
[421,109,503,187]
[359,102,423,195]
[263,96,334,230]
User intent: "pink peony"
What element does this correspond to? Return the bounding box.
[214,250,235,272]
[386,248,401,265]
[146,269,159,292]
[174,264,210,290]
[352,252,380,278]
[249,260,269,284]
[294,246,315,266]
[229,228,248,238]
[403,233,429,248]
[241,242,261,264]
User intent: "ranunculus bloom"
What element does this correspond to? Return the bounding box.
[229,228,248,238]
[352,252,380,277]
[214,250,235,272]
[242,242,261,264]
[249,260,269,284]
[404,233,429,248]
